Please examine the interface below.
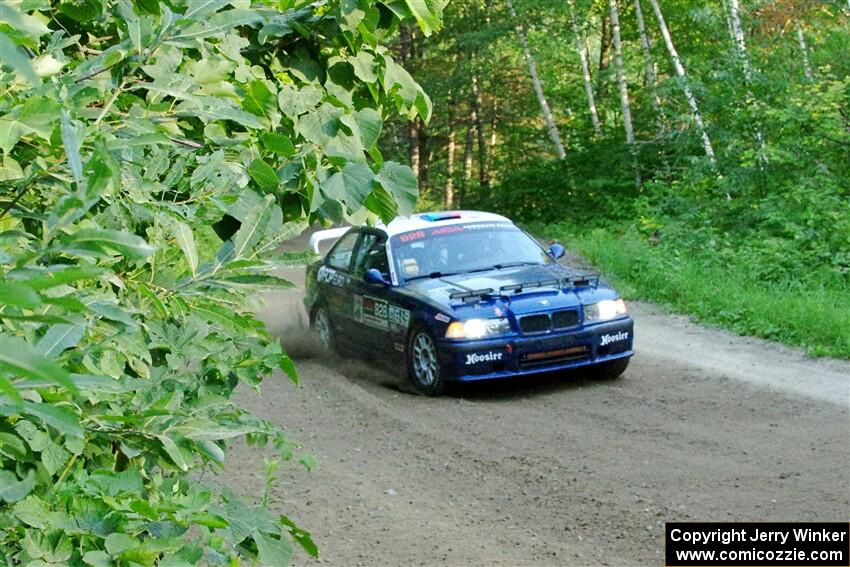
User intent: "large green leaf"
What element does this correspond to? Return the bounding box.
[0,155,24,181]
[0,4,51,42]
[260,132,295,157]
[157,435,189,471]
[36,324,86,358]
[377,162,418,216]
[352,108,383,149]
[0,334,76,393]
[402,0,446,36]
[0,32,38,84]
[22,266,104,290]
[232,194,275,260]
[168,219,199,276]
[181,0,229,21]
[60,110,83,188]
[22,402,83,438]
[170,8,268,41]
[242,80,276,118]
[321,162,374,214]
[0,117,33,153]
[254,530,293,567]
[62,229,155,260]
[247,158,279,192]
[0,470,36,503]
[381,55,432,122]
[0,281,42,309]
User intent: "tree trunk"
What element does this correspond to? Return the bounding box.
[400,25,420,179]
[648,0,716,166]
[445,99,456,209]
[568,0,602,136]
[489,100,498,149]
[609,0,641,187]
[506,0,567,159]
[728,0,767,166]
[728,0,754,83]
[634,0,663,128]
[598,10,612,75]
[461,123,474,206]
[408,120,420,180]
[418,121,430,192]
[795,20,814,82]
[470,68,490,192]
[597,9,613,103]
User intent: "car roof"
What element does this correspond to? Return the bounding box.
[308,211,514,253]
[379,210,512,237]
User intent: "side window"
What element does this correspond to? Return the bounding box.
[365,244,390,275]
[326,231,358,271]
[352,233,389,277]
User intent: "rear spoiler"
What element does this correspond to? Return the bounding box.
[309,227,350,254]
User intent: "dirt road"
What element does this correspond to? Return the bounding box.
[221,241,849,567]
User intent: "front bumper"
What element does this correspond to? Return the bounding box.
[437,317,634,382]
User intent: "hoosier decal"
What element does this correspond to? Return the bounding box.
[600,331,629,346]
[465,351,504,365]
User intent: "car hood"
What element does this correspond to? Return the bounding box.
[402,264,619,319]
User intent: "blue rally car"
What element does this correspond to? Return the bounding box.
[305,211,634,395]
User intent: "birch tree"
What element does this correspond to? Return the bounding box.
[567,0,603,136]
[795,20,814,82]
[609,0,641,186]
[648,0,717,165]
[634,0,663,128]
[507,0,568,159]
[728,0,767,165]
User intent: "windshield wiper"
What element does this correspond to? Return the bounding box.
[492,261,541,269]
[464,261,541,273]
[406,270,463,281]
[407,262,541,281]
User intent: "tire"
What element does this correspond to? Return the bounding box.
[406,325,445,396]
[595,357,630,380]
[312,306,336,353]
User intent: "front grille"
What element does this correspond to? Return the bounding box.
[519,345,591,368]
[519,314,551,334]
[552,309,580,329]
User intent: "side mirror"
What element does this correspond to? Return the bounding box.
[548,243,566,260]
[364,268,390,286]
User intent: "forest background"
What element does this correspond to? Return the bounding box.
[382,0,850,358]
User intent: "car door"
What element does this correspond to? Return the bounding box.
[317,229,359,337]
[349,230,397,351]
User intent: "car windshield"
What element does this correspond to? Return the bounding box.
[390,222,552,282]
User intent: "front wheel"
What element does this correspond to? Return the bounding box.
[406,326,445,396]
[312,306,335,353]
[595,358,630,380]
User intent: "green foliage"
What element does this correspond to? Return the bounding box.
[0,0,443,564]
[381,0,848,358]
[540,223,850,358]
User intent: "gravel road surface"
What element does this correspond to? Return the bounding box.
[220,235,849,566]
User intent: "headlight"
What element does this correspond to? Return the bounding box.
[445,318,511,339]
[584,299,627,322]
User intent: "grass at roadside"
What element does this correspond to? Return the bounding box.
[538,224,850,359]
